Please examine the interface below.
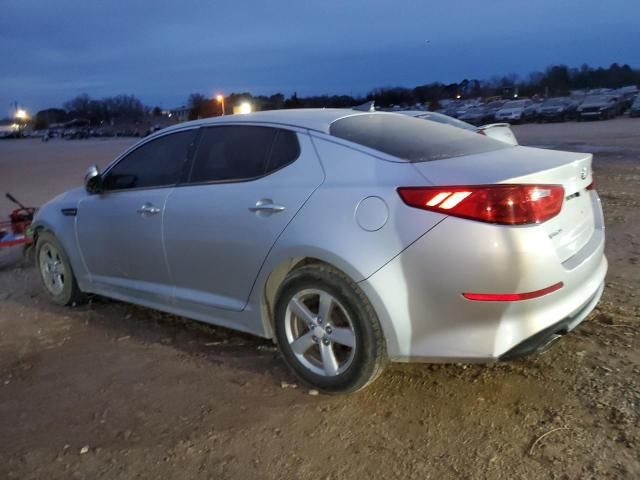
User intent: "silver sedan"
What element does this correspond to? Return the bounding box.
[32,109,607,393]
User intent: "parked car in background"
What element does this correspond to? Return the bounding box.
[609,94,628,116]
[522,102,541,122]
[494,100,533,123]
[401,111,518,145]
[483,100,506,121]
[537,98,572,122]
[617,86,639,111]
[145,125,165,136]
[458,107,490,125]
[436,104,460,118]
[453,101,481,119]
[630,95,640,118]
[577,95,618,120]
[565,97,584,120]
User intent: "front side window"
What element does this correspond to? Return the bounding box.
[189,126,299,183]
[103,130,196,190]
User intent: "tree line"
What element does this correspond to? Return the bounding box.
[184,63,640,119]
[33,94,153,129]
[34,62,640,127]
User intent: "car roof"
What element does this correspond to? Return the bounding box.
[157,108,390,136]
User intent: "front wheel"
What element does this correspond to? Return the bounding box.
[36,232,86,306]
[274,264,387,393]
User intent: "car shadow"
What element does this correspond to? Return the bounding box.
[3,263,298,386]
[3,262,570,399]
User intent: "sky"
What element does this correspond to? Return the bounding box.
[1,0,639,114]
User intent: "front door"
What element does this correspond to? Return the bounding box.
[76,129,197,304]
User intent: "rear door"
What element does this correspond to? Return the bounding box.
[163,125,323,314]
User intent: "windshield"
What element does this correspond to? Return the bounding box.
[583,95,612,104]
[502,100,529,108]
[330,113,510,163]
[543,99,567,106]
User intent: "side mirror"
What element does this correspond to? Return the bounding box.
[84,165,103,194]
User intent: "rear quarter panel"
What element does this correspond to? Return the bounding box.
[262,136,447,281]
[249,135,447,343]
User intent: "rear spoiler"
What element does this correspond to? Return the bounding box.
[352,101,376,112]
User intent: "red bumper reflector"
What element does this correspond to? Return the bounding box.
[463,282,564,301]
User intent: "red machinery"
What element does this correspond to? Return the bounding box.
[0,193,36,250]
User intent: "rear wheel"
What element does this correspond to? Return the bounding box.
[274,264,387,393]
[36,232,86,306]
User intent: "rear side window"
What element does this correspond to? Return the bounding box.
[103,130,196,190]
[329,113,510,162]
[189,126,299,183]
[266,129,301,172]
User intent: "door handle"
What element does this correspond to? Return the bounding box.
[249,199,286,213]
[137,204,161,215]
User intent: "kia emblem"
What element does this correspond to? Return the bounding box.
[580,167,588,180]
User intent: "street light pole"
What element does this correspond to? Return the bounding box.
[216,94,225,116]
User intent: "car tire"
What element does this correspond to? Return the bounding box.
[36,231,87,306]
[274,263,387,394]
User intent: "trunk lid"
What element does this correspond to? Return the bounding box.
[411,146,595,262]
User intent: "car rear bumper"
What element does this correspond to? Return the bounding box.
[359,193,607,362]
[498,280,603,359]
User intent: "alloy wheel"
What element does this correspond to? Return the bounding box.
[39,243,66,296]
[284,288,356,376]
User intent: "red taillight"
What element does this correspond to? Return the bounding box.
[397,184,564,225]
[586,180,595,190]
[463,282,564,301]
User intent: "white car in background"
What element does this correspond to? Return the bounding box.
[494,100,533,123]
[402,111,518,146]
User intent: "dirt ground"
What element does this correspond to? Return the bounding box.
[1,119,639,479]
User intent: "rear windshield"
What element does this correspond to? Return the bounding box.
[329,113,511,162]
[417,113,476,131]
[583,95,612,104]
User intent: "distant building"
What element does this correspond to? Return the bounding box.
[0,123,21,138]
[171,106,190,123]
